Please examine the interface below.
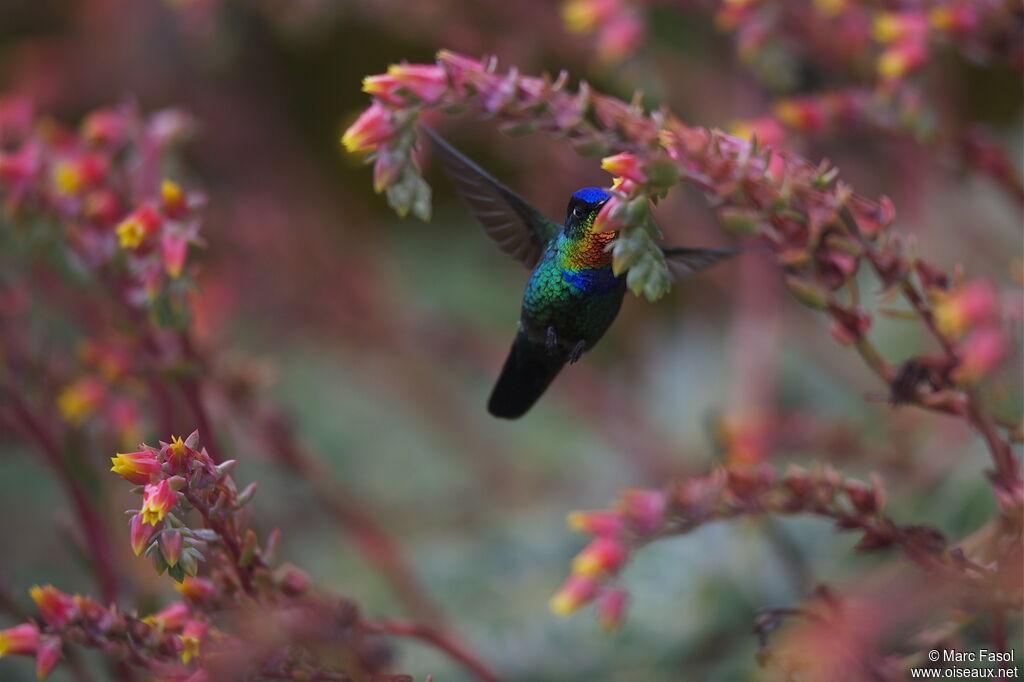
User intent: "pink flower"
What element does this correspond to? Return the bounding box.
[130,512,156,556]
[934,281,997,336]
[161,230,189,279]
[549,575,600,616]
[179,619,207,664]
[617,488,666,535]
[175,577,216,605]
[81,108,124,147]
[116,204,162,250]
[571,537,628,577]
[35,635,61,679]
[163,434,199,474]
[367,64,447,104]
[596,587,629,631]
[877,40,928,81]
[567,510,624,537]
[160,530,183,567]
[953,326,1007,385]
[143,602,191,632]
[110,450,161,485]
[141,480,177,525]
[600,152,647,184]
[341,103,396,153]
[0,623,39,658]
[592,195,624,233]
[160,178,187,217]
[30,585,79,628]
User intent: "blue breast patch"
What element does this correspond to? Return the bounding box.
[562,266,621,294]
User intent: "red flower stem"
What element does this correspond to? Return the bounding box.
[177,332,224,464]
[0,392,119,604]
[362,618,501,682]
[838,208,1019,485]
[182,489,257,596]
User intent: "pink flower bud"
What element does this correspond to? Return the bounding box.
[549,574,600,616]
[29,586,79,628]
[115,204,162,250]
[571,537,628,576]
[110,450,161,485]
[35,634,61,679]
[617,488,666,536]
[877,40,928,81]
[773,97,827,133]
[179,619,207,664]
[143,602,191,632]
[952,326,1007,385]
[934,281,997,337]
[57,377,105,424]
[130,513,156,556]
[81,108,124,147]
[567,510,624,537]
[0,623,39,657]
[84,188,121,224]
[341,103,396,154]
[160,530,184,567]
[600,152,647,184]
[596,587,629,631]
[159,179,187,217]
[161,230,189,279]
[872,11,928,44]
[175,577,216,605]
[592,195,624,233]
[384,64,448,103]
[141,479,177,526]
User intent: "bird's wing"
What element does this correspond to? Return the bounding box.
[660,246,748,281]
[422,126,561,269]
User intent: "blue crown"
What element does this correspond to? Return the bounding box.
[572,187,611,204]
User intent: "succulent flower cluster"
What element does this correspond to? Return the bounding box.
[0,431,433,681]
[0,97,202,325]
[0,101,499,682]
[554,464,1023,631]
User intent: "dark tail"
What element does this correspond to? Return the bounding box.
[488,330,567,419]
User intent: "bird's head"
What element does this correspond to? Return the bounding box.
[564,187,612,239]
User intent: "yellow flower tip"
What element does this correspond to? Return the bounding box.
[549,593,581,616]
[772,100,801,128]
[180,635,199,664]
[571,554,601,576]
[872,12,901,43]
[566,511,586,531]
[140,508,164,526]
[160,178,183,205]
[0,634,8,658]
[812,0,845,17]
[116,217,145,249]
[562,0,597,34]
[53,161,83,196]
[28,585,45,605]
[169,435,186,456]
[728,121,754,140]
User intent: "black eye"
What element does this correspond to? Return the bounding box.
[572,206,583,218]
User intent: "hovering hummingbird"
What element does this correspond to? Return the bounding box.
[423,127,745,419]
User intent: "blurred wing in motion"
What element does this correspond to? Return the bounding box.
[660,246,748,281]
[422,126,560,268]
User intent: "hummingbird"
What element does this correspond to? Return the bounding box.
[423,127,745,419]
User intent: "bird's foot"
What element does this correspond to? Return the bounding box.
[569,340,586,364]
[546,326,558,353]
